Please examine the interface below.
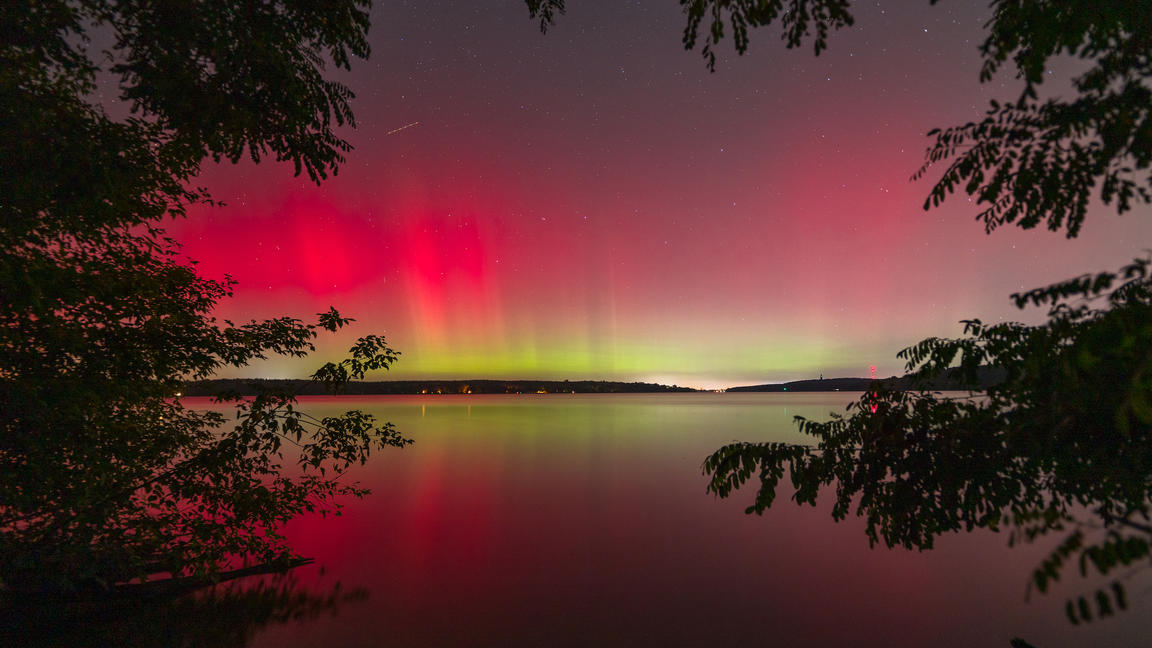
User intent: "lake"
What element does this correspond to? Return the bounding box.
[71,394,1152,646]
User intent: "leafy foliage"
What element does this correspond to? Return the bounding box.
[685,0,1152,633]
[524,0,566,34]
[0,0,406,593]
[525,0,853,70]
[529,1,1151,236]
[917,15,1152,238]
[679,0,853,70]
[704,258,1152,621]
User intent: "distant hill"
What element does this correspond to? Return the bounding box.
[180,378,698,397]
[726,367,1006,393]
[726,377,877,392]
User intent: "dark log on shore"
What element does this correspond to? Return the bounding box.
[0,557,313,606]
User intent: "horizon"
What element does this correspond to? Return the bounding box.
[11,2,1150,644]
[166,0,1151,387]
[187,373,893,392]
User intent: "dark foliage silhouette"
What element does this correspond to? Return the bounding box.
[524,0,1152,630]
[706,257,1152,624]
[1,0,407,594]
[0,569,367,648]
[688,0,1152,628]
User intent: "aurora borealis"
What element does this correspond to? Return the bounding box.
[168,0,1152,389]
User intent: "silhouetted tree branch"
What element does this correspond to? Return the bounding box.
[1,0,408,594]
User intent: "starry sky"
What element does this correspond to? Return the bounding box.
[168,0,1152,389]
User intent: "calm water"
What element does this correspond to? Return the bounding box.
[179,394,1143,646]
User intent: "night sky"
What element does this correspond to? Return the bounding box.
[168,0,1152,389]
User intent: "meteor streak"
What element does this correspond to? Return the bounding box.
[385,121,419,136]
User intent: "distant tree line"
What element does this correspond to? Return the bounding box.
[726,367,1006,392]
[183,379,697,396]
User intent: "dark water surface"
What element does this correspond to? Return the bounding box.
[193,394,1142,647]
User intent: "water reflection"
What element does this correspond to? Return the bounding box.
[706,387,1152,637]
[48,394,1145,647]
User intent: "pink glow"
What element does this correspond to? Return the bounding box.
[164,2,1152,387]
